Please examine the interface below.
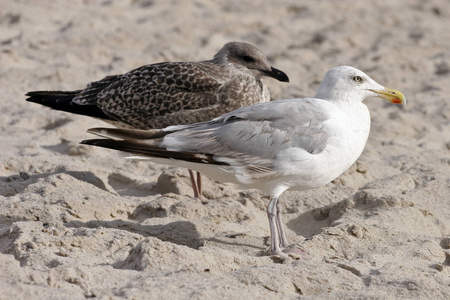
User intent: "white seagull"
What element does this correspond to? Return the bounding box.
[81,66,406,257]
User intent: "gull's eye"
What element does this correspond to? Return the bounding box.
[352,75,363,82]
[243,55,255,62]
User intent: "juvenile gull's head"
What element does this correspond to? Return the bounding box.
[212,41,289,82]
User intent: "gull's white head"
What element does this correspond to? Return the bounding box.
[315,66,406,105]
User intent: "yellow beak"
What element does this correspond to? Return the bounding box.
[369,87,406,105]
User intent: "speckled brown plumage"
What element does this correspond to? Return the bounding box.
[26,42,289,130]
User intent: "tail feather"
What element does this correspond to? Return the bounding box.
[87,127,169,140]
[25,90,112,120]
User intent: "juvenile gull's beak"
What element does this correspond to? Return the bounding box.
[262,66,290,82]
[370,87,406,105]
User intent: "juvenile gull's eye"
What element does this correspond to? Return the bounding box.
[353,76,363,82]
[243,55,255,62]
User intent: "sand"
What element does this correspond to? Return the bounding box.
[1,0,450,299]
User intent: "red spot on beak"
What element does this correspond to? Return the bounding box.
[391,98,402,104]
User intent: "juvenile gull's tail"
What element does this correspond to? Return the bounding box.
[25,91,111,120]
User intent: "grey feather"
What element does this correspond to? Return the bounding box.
[83,98,331,181]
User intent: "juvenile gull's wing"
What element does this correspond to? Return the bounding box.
[73,62,227,129]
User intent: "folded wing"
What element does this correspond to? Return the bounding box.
[82,98,333,183]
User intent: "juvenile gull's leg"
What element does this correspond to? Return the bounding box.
[196,172,202,198]
[188,169,201,199]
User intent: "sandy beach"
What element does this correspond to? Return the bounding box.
[1,0,449,298]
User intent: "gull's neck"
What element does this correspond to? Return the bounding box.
[316,87,364,104]
[315,88,370,132]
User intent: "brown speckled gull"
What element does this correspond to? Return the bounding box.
[26,41,290,197]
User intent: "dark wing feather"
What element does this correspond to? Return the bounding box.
[25,90,112,120]
[80,139,226,166]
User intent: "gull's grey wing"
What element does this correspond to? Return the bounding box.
[164,98,332,155]
[161,99,333,181]
[83,99,335,183]
[73,62,227,129]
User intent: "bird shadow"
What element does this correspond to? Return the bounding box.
[40,140,91,157]
[0,169,111,196]
[286,198,352,239]
[65,219,203,250]
[65,211,267,258]
[41,117,72,131]
[207,236,266,251]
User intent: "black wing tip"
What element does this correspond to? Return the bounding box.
[80,139,91,145]
[25,90,43,97]
[25,91,44,102]
[80,139,105,146]
[80,139,125,149]
[80,138,229,166]
[25,90,51,97]
[25,92,113,120]
[25,90,81,98]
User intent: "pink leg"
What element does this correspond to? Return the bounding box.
[276,203,288,248]
[188,169,200,198]
[266,196,286,258]
[196,172,202,198]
